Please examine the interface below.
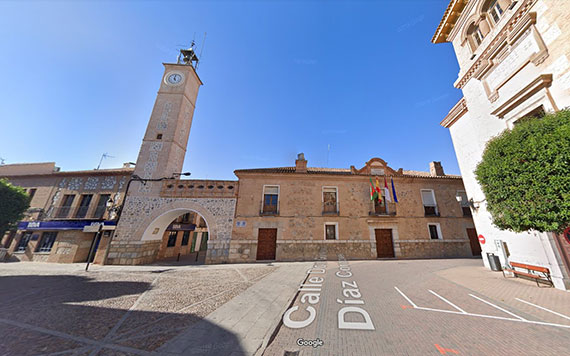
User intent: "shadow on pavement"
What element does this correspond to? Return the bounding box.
[0,274,246,356]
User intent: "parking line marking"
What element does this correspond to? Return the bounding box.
[414,306,570,328]
[394,287,417,308]
[469,294,526,321]
[429,290,466,314]
[515,298,570,321]
[395,287,570,329]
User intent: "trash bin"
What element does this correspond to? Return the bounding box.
[487,253,502,271]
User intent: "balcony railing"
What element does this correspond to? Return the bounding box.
[92,205,106,219]
[260,204,278,216]
[322,202,339,215]
[55,206,72,219]
[74,206,89,218]
[424,206,440,217]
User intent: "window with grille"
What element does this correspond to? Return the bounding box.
[167,231,177,247]
[36,232,57,253]
[93,194,110,219]
[16,232,32,252]
[325,223,337,240]
[323,187,338,214]
[262,186,279,214]
[75,194,93,218]
[57,195,75,218]
[421,189,438,216]
[488,0,504,24]
[428,224,441,240]
[181,231,190,246]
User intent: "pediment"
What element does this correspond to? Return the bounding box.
[350,158,403,176]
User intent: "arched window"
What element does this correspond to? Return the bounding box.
[487,0,504,24]
[466,23,485,51]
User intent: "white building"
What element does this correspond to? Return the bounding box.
[433,0,570,289]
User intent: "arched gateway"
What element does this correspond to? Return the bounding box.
[105,47,236,265]
[107,181,237,265]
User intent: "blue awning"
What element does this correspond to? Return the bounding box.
[18,220,117,231]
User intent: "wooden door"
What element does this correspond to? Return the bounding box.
[467,228,481,256]
[257,228,277,260]
[375,229,394,258]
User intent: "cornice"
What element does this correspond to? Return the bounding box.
[432,0,468,44]
[440,97,469,128]
[490,74,552,118]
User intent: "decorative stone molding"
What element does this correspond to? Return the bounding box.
[455,0,539,89]
[440,98,469,128]
[490,73,553,118]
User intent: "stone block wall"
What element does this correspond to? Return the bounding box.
[106,240,161,265]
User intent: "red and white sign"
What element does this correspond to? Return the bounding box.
[478,234,486,244]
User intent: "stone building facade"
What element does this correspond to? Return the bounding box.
[0,162,132,263]
[228,155,477,263]
[433,0,570,289]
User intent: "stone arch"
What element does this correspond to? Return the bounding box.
[135,200,219,244]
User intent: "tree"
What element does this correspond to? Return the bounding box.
[0,179,30,236]
[475,110,570,233]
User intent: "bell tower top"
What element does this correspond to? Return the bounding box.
[177,41,200,68]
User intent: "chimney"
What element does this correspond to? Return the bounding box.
[429,161,445,176]
[295,153,307,173]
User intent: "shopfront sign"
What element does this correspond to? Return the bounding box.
[18,220,117,231]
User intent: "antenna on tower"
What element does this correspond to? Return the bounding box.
[96,153,114,170]
[196,32,207,70]
[0,157,5,165]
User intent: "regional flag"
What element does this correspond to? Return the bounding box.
[391,177,399,203]
[375,177,382,203]
[384,177,392,203]
[369,178,377,201]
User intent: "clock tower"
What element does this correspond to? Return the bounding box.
[131,48,202,195]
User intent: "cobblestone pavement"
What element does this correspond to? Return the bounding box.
[265,258,570,356]
[0,262,280,355]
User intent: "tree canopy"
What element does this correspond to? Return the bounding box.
[0,178,30,235]
[475,110,570,233]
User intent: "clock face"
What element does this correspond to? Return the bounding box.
[165,72,184,85]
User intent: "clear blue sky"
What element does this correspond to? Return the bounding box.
[0,0,462,180]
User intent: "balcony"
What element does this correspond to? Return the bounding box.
[55,206,72,219]
[92,206,106,219]
[260,205,279,216]
[74,206,89,219]
[322,202,339,216]
[424,206,440,217]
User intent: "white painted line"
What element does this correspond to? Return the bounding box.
[469,294,526,321]
[428,290,467,314]
[394,286,417,308]
[515,298,570,321]
[414,306,570,329]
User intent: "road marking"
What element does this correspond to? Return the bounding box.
[434,344,459,355]
[394,286,570,329]
[394,287,417,308]
[469,294,526,321]
[515,298,570,321]
[429,290,466,314]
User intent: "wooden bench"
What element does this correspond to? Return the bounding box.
[503,262,553,287]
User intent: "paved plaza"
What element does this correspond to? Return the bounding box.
[1,258,569,355]
[266,258,570,356]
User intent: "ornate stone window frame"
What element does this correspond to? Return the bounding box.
[477,12,549,102]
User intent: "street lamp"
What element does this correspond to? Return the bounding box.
[98,171,191,266]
